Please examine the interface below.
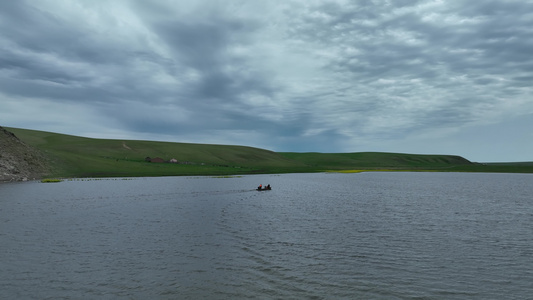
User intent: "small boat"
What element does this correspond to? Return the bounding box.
[256,185,271,191]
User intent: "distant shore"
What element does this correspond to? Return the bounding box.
[4,126,533,179]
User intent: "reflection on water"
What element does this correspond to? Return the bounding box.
[1,173,532,299]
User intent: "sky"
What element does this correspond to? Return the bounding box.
[1,0,533,162]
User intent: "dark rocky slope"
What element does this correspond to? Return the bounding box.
[0,126,50,181]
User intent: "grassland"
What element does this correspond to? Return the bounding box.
[41,178,62,183]
[278,152,472,170]
[6,127,308,177]
[6,127,533,178]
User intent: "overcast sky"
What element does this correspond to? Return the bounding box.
[2,0,533,162]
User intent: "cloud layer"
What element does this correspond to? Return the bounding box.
[1,0,533,161]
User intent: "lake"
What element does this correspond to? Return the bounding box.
[1,172,532,299]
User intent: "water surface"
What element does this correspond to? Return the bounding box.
[1,173,532,299]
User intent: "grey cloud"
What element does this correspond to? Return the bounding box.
[0,2,115,64]
[1,0,532,161]
[136,4,272,90]
[282,0,533,134]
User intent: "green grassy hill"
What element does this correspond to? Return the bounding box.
[6,127,307,177]
[278,152,472,170]
[5,127,533,177]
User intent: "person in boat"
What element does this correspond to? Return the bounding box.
[266,184,271,190]
[258,184,262,190]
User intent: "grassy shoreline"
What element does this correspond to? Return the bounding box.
[6,127,533,178]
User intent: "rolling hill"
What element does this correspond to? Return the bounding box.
[3,127,532,178]
[5,127,307,177]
